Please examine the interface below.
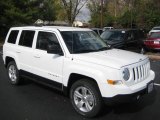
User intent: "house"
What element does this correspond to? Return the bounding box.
[73,21,89,27]
[34,19,69,26]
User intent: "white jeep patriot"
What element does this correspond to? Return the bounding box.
[3,26,155,117]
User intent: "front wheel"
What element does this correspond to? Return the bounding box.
[70,79,103,117]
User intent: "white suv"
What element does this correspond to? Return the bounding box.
[3,26,155,117]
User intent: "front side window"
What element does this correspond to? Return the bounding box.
[61,31,108,54]
[7,30,19,44]
[127,31,134,40]
[36,31,60,51]
[19,30,35,47]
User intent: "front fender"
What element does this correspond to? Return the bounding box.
[63,62,120,87]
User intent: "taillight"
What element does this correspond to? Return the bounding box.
[153,40,160,44]
[144,40,153,45]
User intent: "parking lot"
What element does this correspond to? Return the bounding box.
[0,47,160,120]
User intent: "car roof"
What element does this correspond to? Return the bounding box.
[153,26,160,28]
[104,28,142,32]
[104,29,129,32]
[10,26,92,31]
[91,28,103,30]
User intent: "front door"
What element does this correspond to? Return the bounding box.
[32,31,64,86]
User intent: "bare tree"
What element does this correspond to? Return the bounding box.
[61,0,88,25]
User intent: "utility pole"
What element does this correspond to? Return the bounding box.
[130,0,133,28]
[114,0,117,27]
[114,0,117,18]
[100,0,103,28]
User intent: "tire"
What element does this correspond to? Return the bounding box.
[70,79,103,118]
[7,61,20,85]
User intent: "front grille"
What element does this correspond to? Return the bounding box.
[132,62,149,83]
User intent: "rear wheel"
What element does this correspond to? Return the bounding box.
[7,61,20,85]
[70,79,103,117]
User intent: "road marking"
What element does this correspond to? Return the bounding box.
[154,83,160,86]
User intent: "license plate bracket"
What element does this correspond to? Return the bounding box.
[147,81,154,93]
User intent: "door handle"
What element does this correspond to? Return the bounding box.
[16,51,21,53]
[34,56,41,58]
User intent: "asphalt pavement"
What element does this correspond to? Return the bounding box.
[0,47,2,55]
[0,50,160,120]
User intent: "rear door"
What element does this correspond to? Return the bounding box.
[16,30,35,72]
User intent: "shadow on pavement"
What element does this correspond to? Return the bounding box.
[98,89,157,117]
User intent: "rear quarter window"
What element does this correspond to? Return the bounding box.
[7,30,19,44]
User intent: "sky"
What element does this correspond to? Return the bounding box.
[76,3,90,22]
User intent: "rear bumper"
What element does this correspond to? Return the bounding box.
[144,44,160,50]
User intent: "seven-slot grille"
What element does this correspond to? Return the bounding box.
[132,61,150,83]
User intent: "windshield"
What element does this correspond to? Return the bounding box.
[61,31,109,54]
[101,31,125,42]
[150,32,160,38]
[152,27,160,30]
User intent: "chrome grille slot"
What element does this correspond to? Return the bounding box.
[133,68,135,80]
[132,61,149,83]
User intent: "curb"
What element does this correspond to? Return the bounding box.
[147,54,160,61]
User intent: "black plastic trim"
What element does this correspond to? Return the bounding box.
[103,87,152,105]
[20,70,63,91]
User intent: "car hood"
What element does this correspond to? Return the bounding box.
[147,38,160,41]
[73,49,147,69]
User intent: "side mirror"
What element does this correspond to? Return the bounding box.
[47,44,63,55]
[108,44,112,49]
[128,36,132,40]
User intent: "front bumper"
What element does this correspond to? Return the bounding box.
[99,70,155,98]
[103,86,152,105]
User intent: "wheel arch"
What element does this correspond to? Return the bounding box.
[64,73,101,96]
[5,56,16,68]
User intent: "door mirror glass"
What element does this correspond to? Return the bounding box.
[47,44,63,55]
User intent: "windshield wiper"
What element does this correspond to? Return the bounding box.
[75,49,97,53]
[97,47,110,51]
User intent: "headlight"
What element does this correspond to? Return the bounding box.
[123,68,130,81]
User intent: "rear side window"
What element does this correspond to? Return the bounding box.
[7,30,19,44]
[19,30,35,47]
